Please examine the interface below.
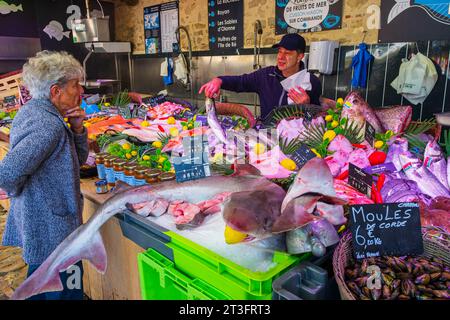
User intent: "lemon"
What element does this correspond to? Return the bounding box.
[212,152,224,163]
[336,98,344,106]
[83,122,91,128]
[167,117,176,125]
[331,120,339,128]
[131,150,138,156]
[170,127,179,137]
[280,158,297,171]
[122,143,131,150]
[253,143,265,155]
[323,130,336,142]
[224,225,247,244]
[374,140,385,149]
[325,115,333,122]
[67,123,71,128]
[152,141,162,149]
[64,118,68,122]
[88,134,96,140]
[158,157,166,164]
[143,155,150,161]
[104,102,110,107]
[140,120,149,127]
[125,153,132,159]
[311,148,322,158]
[183,126,188,131]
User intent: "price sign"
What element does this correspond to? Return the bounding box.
[290,144,316,170]
[173,135,211,183]
[348,163,373,198]
[118,106,132,119]
[349,203,423,259]
[365,122,375,147]
[142,94,166,107]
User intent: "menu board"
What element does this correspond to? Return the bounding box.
[349,203,423,259]
[275,0,343,35]
[208,0,243,53]
[144,2,179,54]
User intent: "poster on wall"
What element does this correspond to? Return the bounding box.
[144,1,179,54]
[275,0,343,35]
[208,0,243,53]
[379,0,450,42]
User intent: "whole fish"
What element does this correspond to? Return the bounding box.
[374,105,412,133]
[400,153,450,198]
[388,0,450,25]
[11,166,283,300]
[386,138,409,171]
[424,139,449,190]
[205,97,228,144]
[342,91,384,133]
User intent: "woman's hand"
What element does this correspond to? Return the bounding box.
[288,86,310,104]
[0,188,9,200]
[65,107,86,134]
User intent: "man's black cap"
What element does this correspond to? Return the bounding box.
[272,33,306,52]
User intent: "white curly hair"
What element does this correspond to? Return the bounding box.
[22,50,85,99]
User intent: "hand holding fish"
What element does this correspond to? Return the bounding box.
[199,78,222,99]
[288,86,310,104]
[65,107,86,134]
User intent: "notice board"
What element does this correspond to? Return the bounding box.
[380,0,450,42]
[144,1,179,54]
[208,0,243,53]
[275,0,343,35]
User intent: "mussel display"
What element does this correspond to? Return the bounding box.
[344,256,450,300]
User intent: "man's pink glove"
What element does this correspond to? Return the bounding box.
[199,78,223,99]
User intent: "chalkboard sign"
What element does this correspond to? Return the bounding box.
[142,94,166,107]
[290,144,316,170]
[365,122,375,147]
[348,163,373,198]
[173,135,211,183]
[208,0,243,53]
[349,203,423,259]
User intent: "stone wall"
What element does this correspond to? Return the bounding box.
[112,0,381,54]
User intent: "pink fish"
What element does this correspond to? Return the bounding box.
[374,105,412,133]
[342,91,384,133]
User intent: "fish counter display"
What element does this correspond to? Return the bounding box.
[3,89,450,300]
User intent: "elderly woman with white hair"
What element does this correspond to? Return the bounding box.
[0,51,88,300]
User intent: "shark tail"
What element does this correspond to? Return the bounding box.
[11,231,107,300]
[387,0,411,24]
[16,4,23,12]
[63,31,71,38]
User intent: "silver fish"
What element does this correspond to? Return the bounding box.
[424,139,449,190]
[11,166,283,300]
[286,219,340,256]
[205,97,227,144]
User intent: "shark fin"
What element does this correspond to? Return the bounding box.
[16,4,23,11]
[10,267,64,300]
[387,0,411,24]
[63,31,71,38]
[82,231,107,274]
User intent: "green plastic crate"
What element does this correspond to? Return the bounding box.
[161,231,309,300]
[138,249,231,300]
[124,211,311,300]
